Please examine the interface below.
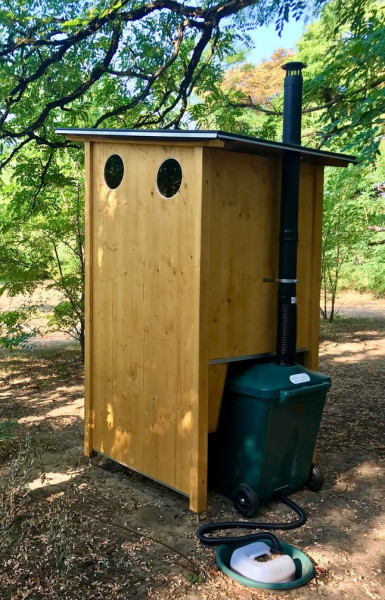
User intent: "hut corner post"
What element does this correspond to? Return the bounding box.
[304,164,324,372]
[84,141,96,458]
[189,148,210,513]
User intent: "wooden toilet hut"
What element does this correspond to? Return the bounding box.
[56,128,355,512]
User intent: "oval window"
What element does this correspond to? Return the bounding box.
[157,158,182,198]
[104,154,124,189]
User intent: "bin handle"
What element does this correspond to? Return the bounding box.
[279,381,330,403]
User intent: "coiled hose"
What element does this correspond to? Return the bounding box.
[196,496,306,555]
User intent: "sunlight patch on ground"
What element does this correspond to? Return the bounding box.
[7,376,32,385]
[353,462,384,479]
[28,469,83,491]
[55,385,84,394]
[332,351,382,363]
[29,471,72,490]
[46,397,83,418]
[320,342,384,362]
[17,397,84,424]
[18,415,45,424]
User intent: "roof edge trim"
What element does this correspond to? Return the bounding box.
[54,128,357,166]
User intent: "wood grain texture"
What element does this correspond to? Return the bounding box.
[207,364,228,433]
[203,149,322,364]
[191,150,210,512]
[84,142,94,457]
[89,143,204,501]
[297,162,316,354]
[84,139,326,512]
[303,165,324,371]
[204,148,280,360]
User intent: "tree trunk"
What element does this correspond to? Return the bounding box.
[79,318,85,362]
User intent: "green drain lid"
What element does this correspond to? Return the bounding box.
[216,539,315,590]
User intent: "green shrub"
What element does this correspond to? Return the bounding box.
[0,309,38,349]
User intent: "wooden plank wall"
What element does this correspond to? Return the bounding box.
[87,142,207,509]
[202,148,322,364]
[85,141,324,511]
[203,151,323,432]
[203,148,280,361]
[299,164,324,371]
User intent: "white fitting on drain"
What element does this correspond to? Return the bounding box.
[230,542,296,584]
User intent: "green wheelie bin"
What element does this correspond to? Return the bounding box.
[209,360,330,515]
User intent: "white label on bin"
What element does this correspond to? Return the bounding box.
[290,373,311,384]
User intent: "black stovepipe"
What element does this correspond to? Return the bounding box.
[276,62,306,366]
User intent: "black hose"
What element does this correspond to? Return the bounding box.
[196,496,306,554]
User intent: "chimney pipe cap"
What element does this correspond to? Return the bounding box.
[282,62,307,76]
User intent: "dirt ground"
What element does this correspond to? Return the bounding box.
[0,293,384,600]
[325,290,385,319]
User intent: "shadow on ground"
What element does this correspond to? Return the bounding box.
[0,317,384,599]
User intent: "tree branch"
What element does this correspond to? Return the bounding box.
[22,153,54,220]
[228,98,281,115]
[148,23,216,127]
[228,76,385,117]
[3,24,122,139]
[93,19,218,131]
[0,0,288,162]
[165,26,221,128]
[51,240,83,322]
[93,22,186,128]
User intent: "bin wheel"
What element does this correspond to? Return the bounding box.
[233,484,260,517]
[307,463,324,492]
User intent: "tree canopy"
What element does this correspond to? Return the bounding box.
[297,0,385,161]
[0,0,328,350]
[211,0,385,161]
[0,0,383,343]
[0,0,328,170]
[222,47,295,107]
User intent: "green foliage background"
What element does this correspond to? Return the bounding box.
[194,0,385,317]
[0,0,384,347]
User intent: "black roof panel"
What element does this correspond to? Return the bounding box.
[55,128,357,167]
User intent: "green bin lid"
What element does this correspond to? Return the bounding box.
[226,361,331,400]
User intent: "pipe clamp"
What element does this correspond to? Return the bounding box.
[263,278,298,284]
